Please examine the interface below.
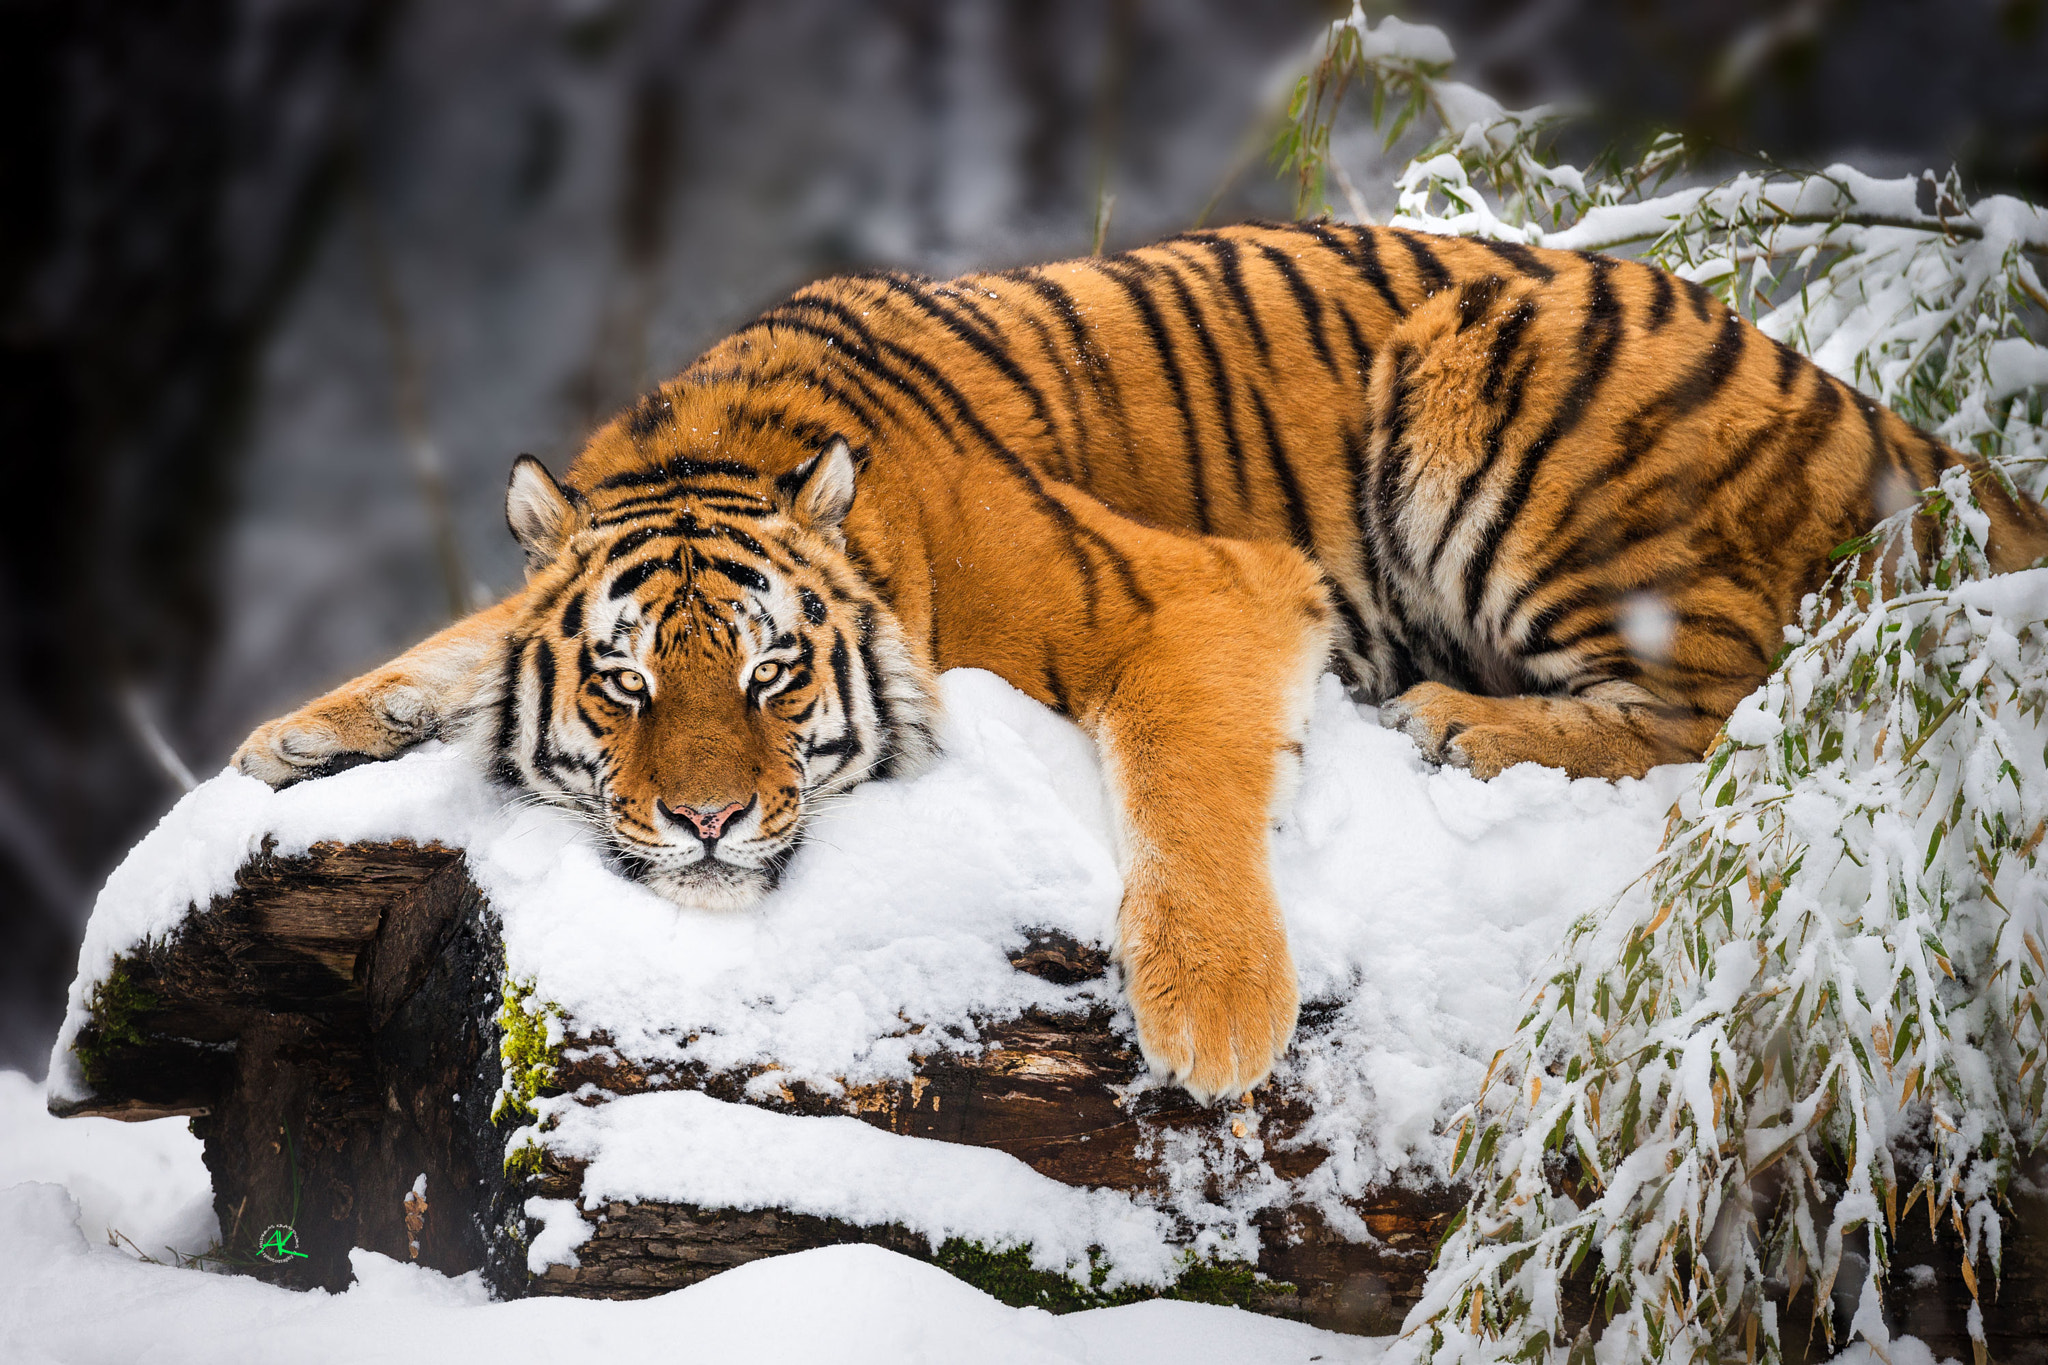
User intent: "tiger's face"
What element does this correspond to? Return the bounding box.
[470,436,939,911]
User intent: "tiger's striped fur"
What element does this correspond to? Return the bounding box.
[234,221,2048,1101]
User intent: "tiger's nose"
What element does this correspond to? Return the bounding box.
[658,799,746,842]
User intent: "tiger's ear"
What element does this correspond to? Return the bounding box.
[506,454,578,573]
[776,437,857,536]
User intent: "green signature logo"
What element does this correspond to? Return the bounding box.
[258,1224,308,1263]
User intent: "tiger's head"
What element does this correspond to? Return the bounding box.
[468,428,939,911]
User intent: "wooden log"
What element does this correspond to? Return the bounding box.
[52,841,518,1291]
[49,841,2048,1358]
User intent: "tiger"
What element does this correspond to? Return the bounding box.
[232,220,2048,1103]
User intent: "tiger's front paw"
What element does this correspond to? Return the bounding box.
[232,683,437,789]
[1122,908,1300,1104]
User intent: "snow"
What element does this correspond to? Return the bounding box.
[1955,564,2048,622]
[0,1069,216,1260]
[0,1161,1389,1364]
[1351,14,1454,68]
[50,667,1692,1281]
[0,1071,1969,1362]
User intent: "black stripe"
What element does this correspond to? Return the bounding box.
[608,552,675,600]
[871,275,1063,449]
[627,390,674,437]
[575,697,614,737]
[1333,299,1374,380]
[1329,420,1383,665]
[1013,268,1139,471]
[1479,296,1537,405]
[596,457,758,490]
[1341,225,1411,317]
[689,498,778,519]
[672,519,771,558]
[1249,385,1314,553]
[590,486,778,525]
[1681,277,1715,323]
[1426,343,1537,577]
[1152,256,1256,513]
[722,321,901,434]
[1462,257,1623,625]
[529,632,558,770]
[695,553,771,594]
[1012,303,1090,483]
[1574,306,1748,500]
[489,638,530,789]
[1391,230,1452,296]
[1041,642,1072,715]
[1097,257,1211,532]
[1772,337,1804,393]
[1197,234,1271,362]
[770,293,1145,609]
[560,594,583,639]
[1470,238,1556,283]
[605,525,671,563]
[1644,267,1675,330]
[1252,242,1339,378]
[854,607,897,777]
[1904,423,1945,492]
[1371,344,1421,573]
[1454,275,1505,334]
[744,305,956,440]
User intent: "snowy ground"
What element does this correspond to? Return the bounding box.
[0,1071,1386,1363]
[22,668,1702,1356]
[0,1073,1963,1362]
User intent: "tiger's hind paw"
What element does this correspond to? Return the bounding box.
[1377,682,1478,764]
[1379,685,1529,779]
[231,684,437,789]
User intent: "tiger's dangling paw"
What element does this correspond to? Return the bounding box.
[1092,535,1328,1102]
[1119,891,1301,1104]
[232,678,439,789]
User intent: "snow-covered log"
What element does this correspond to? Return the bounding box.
[52,831,2048,1352]
[51,837,1458,1331]
[69,672,2048,1346]
[48,841,517,1293]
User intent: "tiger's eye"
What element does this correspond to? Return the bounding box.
[615,670,646,693]
[752,661,782,685]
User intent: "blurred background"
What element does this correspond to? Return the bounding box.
[3,0,2044,1074]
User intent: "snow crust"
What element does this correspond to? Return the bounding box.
[52,668,1691,1276]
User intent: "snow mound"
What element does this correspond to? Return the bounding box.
[0,1165,1387,1364]
[51,668,1690,1273]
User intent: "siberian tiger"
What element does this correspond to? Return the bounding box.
[233,221,2048,1102]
